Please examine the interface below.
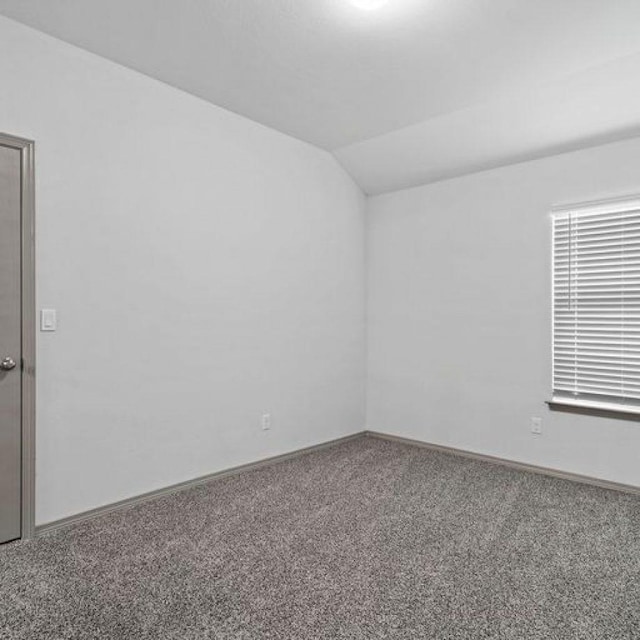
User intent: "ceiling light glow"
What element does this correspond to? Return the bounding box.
[350,0,389,10]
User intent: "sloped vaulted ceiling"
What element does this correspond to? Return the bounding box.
[2,0,640,193]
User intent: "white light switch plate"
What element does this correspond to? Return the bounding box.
[40,308,57,331]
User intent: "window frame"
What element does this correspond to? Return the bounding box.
[549,194,640,417]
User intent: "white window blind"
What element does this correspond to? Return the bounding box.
[552,197,640,411]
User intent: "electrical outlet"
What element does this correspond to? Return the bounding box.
[530,417,542,435]
[261,413,271,431]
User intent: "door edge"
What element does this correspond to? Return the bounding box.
[0,133,36,540]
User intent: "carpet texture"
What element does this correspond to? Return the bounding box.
[1,435,640,639]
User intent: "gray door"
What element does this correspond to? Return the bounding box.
[0,144,22,544]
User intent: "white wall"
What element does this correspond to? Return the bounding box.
[367,136,640,487]
[0,17,366,525]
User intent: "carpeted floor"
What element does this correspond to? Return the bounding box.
[1,435,640,639]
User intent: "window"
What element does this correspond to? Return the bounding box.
[552,196,640,414]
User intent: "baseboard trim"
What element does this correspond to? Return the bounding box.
[36,432,367,536]
[37,429,639,536]
[365,430,640,497]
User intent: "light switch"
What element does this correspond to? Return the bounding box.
[41,308,57,332]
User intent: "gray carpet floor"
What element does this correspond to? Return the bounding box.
[1,435,640,639]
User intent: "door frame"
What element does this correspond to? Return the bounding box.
[0,133,35,540]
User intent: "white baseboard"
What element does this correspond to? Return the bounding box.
[36,431,367,535]
[37,428,640,537]
[366,430,640,496]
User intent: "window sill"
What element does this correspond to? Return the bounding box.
[547,397,640,417]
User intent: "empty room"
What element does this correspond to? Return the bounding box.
[2,1,640,638]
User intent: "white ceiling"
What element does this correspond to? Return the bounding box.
[337,51,640,194]
[2,0,640,193]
